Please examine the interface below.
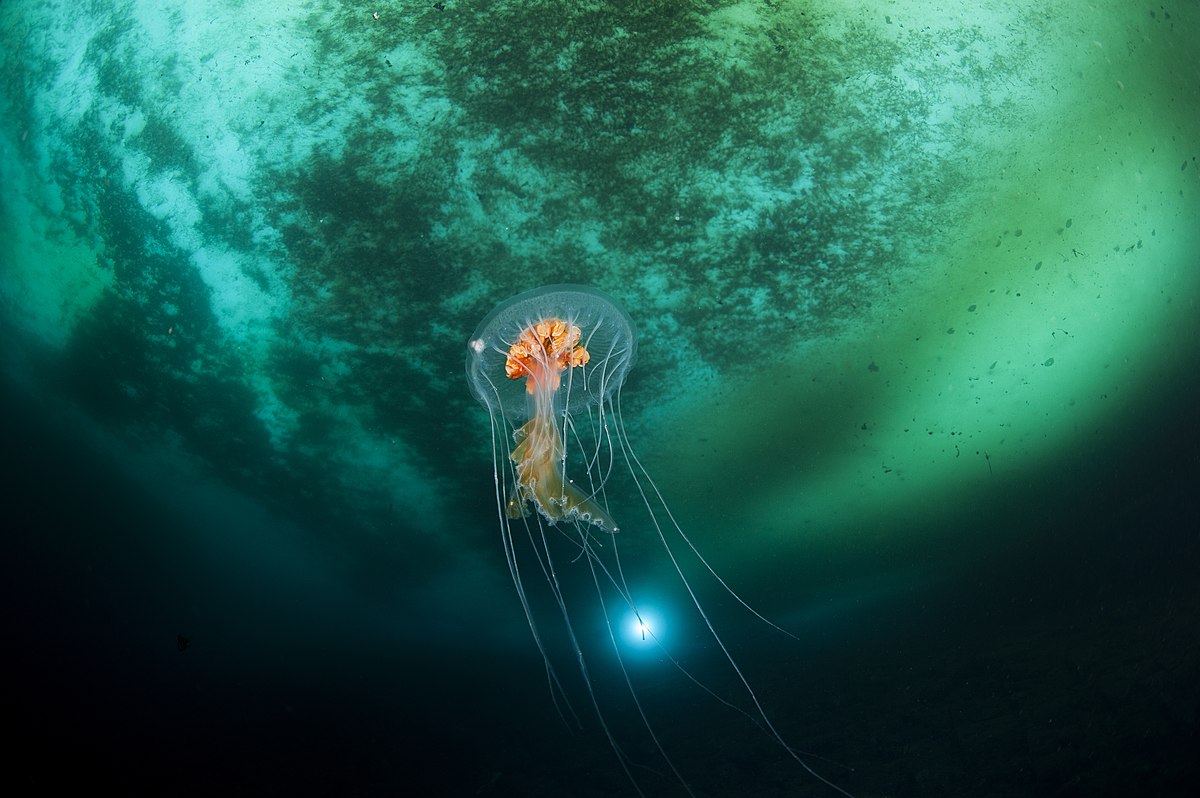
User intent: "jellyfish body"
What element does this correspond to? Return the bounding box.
[501,316,613,529]
[466,285,850,797]
[467,284,634,532]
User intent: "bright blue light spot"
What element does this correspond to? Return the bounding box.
[621,605,664,649]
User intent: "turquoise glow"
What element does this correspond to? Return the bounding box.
[2,1,1197,795]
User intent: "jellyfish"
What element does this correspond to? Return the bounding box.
[467,285,632,530]
[466,285,851,797]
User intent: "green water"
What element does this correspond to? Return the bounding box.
[2,2,1197,795]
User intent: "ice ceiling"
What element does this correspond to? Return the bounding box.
[1,1,1197,616]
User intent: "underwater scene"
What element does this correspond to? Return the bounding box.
[2,1,1197,796]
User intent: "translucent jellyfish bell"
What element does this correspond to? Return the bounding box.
[466,284,637,423]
